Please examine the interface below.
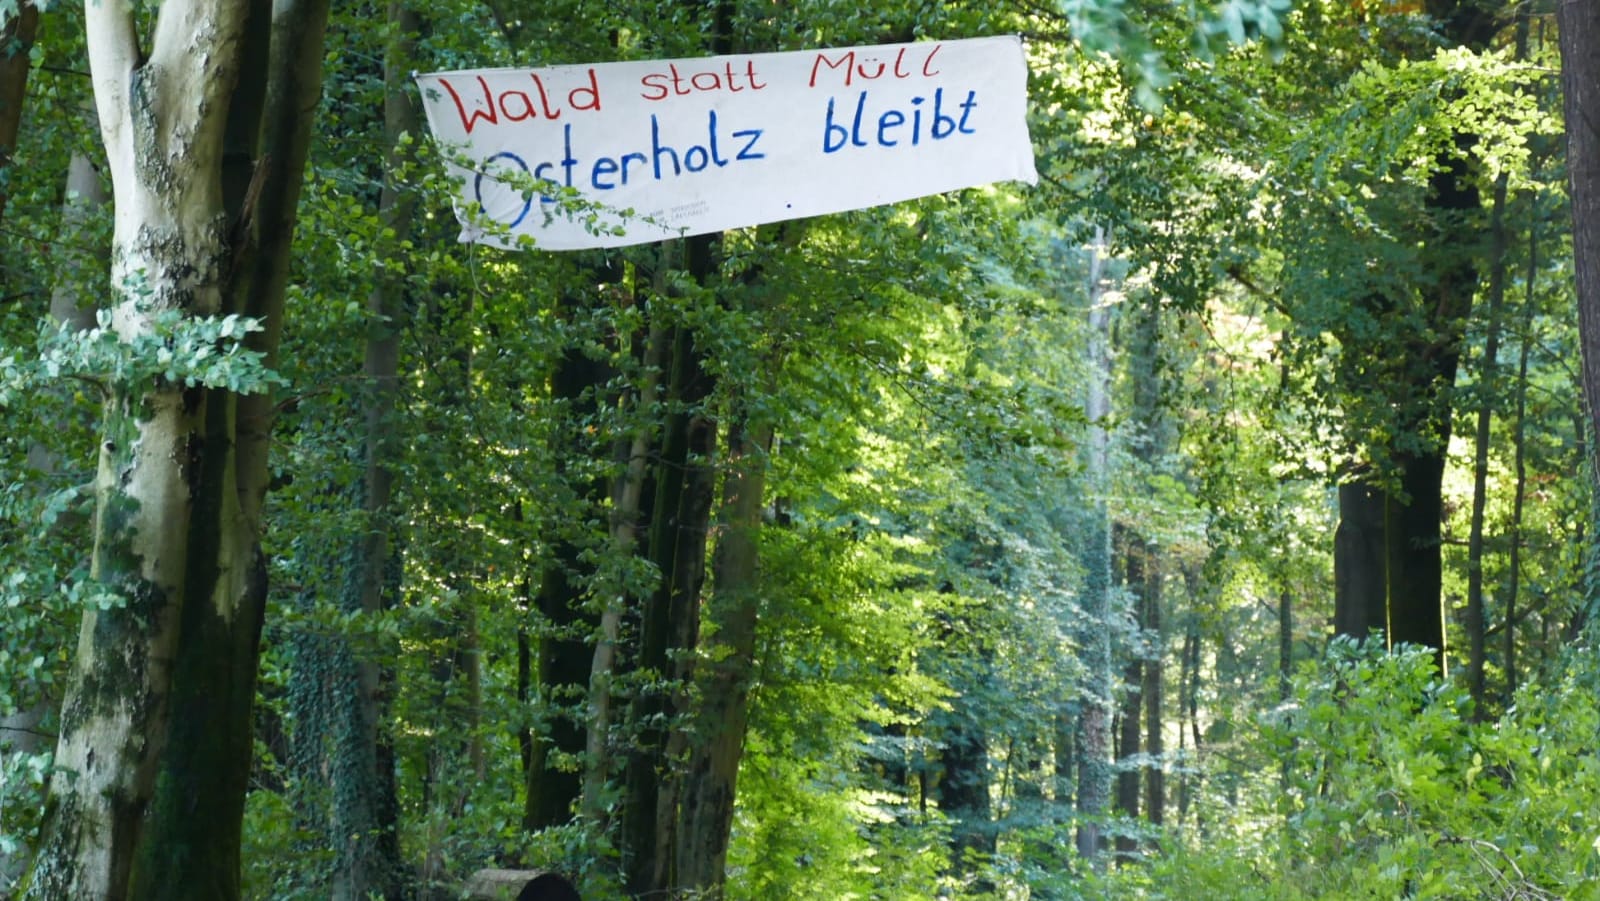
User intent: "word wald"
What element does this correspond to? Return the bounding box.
[823,88,978,152]
[441,70,602,133]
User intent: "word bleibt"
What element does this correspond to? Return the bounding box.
[822,88,979,153]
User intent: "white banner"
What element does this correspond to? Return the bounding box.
[416,36,1036,250]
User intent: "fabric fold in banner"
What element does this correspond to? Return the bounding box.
[415,36,1037,250]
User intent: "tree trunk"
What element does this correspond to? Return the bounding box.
[0,0,38,231]
[675,417,772,896]
[623,237,720,897]
[524,275,620,832]
[1560,0,1600,461]
[583,319,669,824]
[327,9,419,897]
[1114,528,1142,861]
[1505,202,1539,704]
[1142,543,1164,830]
[26,0,328,897]
[1075,227,1113,862]
[1465,164,1512,714]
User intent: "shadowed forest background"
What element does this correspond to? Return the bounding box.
[5,0,1600,899]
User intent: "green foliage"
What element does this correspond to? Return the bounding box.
[1098,640,1600,901]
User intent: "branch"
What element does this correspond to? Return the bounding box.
[82,0,140,166]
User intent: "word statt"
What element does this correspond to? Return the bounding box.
[416,36,1037,251]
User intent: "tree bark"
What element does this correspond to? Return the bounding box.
[623,237,720,897]
[1465,163,1513,714]
[674,417,772,896]
[1561,0,1600,459]
[25,0,328,896]
[0,0,38,231]
[1075,227,1113,862]
[524,270,619,832]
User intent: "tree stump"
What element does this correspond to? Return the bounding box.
[463,869,581,901]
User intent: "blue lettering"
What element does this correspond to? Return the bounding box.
[708,110,729,167]
[592,156,619,190]
[473,151,532,227]
[823,98,849,153]
[877,110,905,146]
[621,152,647,184]
[733,128,764,160]
[932,88,957,139]
[651,115,681,177]
[684,145,710,172]
[958,89,978,133]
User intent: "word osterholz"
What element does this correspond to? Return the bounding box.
[416,36,1036,250]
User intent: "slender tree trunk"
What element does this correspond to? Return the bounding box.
[1114,529,1142,862]
[675,417,773,896]
[327,9,419,897]
[1142,544,1164,830]
[1465,164,1511,713]
[1075,228,1113,861]
[1560,0,1600,459]
[583,319,669,825]
[1505,203,1539,704]
[0,0,38,231]
[27,0,328,896]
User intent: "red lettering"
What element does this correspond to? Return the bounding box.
[922,43,943,77]
[745,60,767,91]
[893,47,911,78]
[569,67,602,111]
[530,73,561,119]
[691,71,721,91]
[856,58,887,80]
[640,72,669,101]
[497,90,536,121]
[809,50,855,88]
[440,76,499,133]
[669,63,691,96]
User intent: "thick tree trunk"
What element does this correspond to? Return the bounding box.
[25,0,328,897]
[623,239,720,897]
[524,328,615,831]
[1561,0,1600,458]
[675,418,772,896]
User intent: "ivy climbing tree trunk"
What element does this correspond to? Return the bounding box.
[25,0,328,897]
[328,7,419,896]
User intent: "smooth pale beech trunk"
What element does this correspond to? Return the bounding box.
[25,1,328,897]
[1075,227,1113,861]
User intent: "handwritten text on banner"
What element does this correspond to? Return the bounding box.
[415,36,1037,250]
